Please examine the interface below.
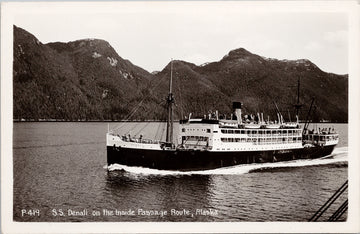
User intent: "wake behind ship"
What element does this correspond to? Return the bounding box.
[106,61,339,171]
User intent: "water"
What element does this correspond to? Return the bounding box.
[13,122,348,222]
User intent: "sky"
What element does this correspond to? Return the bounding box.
[12,2,349,74]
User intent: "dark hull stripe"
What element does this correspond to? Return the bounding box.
[107,145,336,171]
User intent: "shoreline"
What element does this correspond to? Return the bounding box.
[13,119,348,124]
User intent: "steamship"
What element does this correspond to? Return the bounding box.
[106,62,339,171]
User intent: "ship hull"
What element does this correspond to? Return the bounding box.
[107,144,336,171]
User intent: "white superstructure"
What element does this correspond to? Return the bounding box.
[177,119,304,152]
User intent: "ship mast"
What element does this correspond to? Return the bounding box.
[166,59,174,145]
[293,77,302,121]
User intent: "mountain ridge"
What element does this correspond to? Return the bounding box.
[13,25,348,122]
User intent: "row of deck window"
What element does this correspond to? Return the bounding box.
[182,128,211,133]
[221,137,302,144]
[303,135,339,141]
[182,136,209,141]
[220,129,301,136]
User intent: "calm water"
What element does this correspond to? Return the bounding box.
[13,122,348,222]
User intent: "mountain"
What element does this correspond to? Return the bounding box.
[13,25,348,122]
[13,25,154,120]
[153,52,348,122]
[193,48,348,121]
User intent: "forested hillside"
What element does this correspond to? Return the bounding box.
[13,25,348,122]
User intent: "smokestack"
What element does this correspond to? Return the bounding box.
[232,102,242,124]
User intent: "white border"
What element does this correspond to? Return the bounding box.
[1,1,360,233]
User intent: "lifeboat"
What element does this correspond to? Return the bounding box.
[244,123,261,129]
[283,122,298,128]
[264,124,281,129]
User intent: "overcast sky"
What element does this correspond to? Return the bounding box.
[13,2,349,74]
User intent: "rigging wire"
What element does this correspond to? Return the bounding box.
[176,68,185,119]
[133,99,167,121]
[127,99,168,138]
[132,121,151,137]
[328,199,348,221]
[112,70,168,133]
[159,121,166,142]
[309,180,348,222]
[112,99,146,132]
[154,121,163,140]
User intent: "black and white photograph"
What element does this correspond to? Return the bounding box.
[1,1,359,233]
